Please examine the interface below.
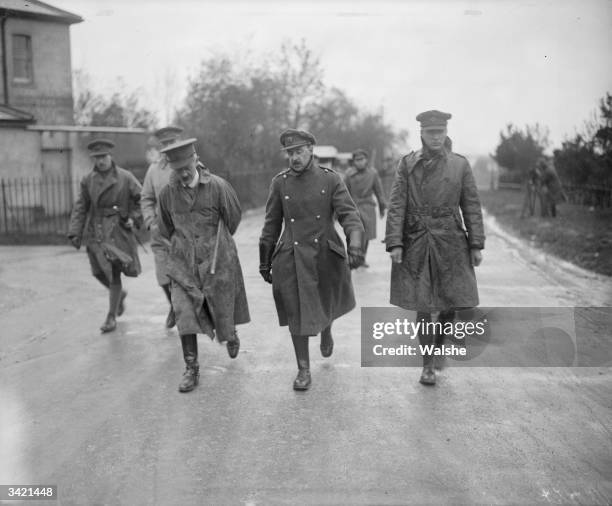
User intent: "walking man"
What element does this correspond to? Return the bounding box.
[141,126,183,328]
[344,148,386,267]
[259,129,365,391]
[157,139,249,393]
[385,111,485,386]
[68,139,143,333]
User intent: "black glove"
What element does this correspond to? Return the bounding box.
[68,235,81,250]
[259,241,274,284]
[348,245,365,269]
[379,204,386,218]
[347,230,364,269]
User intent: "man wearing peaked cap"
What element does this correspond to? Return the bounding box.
[156,138,250,393]
[259,128,365,391]
[141,126,184,329]
[68,138,143,333]
[385,110,485,386]
[343,148,387,268]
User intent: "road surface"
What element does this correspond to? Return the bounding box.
[0,210,610,505]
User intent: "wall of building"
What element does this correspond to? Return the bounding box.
[4,18,75,124]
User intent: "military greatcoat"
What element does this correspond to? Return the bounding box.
[260,162,364,336]
[385,146,485,311]
[344,167,386,240]
[158,165,250,342]
[68,164,142,282]
[141,156,172,285]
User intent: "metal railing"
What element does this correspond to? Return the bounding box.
[0,169,280,243]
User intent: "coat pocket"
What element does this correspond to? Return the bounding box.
[327,239,347,259]
[272,240,284,260]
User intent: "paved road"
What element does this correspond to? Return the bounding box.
[1,210,611,505]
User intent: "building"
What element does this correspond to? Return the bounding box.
[0,1,149,241]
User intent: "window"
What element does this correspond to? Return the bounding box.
[13,34,33,83]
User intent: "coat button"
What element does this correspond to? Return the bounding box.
[290,218,295,222]
[321,189,326,194]
[294,241,299,245]
[283,175,287,179]
[314,238,318,243]
[316,215,321,219]
[285,195,290,200]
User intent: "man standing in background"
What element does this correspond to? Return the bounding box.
[141,126,183,328]
[344,148,386,267]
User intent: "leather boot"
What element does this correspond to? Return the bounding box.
[434,310,455,370]
[162,284,175,328]
[291,334,311,391]
[101,283,122,333]
[178,334,199,393]
[117,290,127,317]
[226,329,240,359]
[417,312,436,386]
[100,313,116,333]
[320,324,334,358]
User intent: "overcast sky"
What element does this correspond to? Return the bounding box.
[54,0,612,156]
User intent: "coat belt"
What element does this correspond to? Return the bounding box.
[407,206,453,217]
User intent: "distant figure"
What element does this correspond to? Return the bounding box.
[157,138,249,393]
[67,139,143,333]
[378,156,396,200]
[537,157,565,217]
[140,126,184,329]
[344,148,386,267]
[385,110,485,386]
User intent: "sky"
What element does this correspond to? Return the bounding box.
[53,0,612,156]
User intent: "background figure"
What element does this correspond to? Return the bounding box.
[537,156,566,217]
[378,156,396,201]
[344,148,387,267]
[259,129,365,391]
[67,139,143,333]
[385,110,485,386]
[141,126,184,328]
[158,139,249,393]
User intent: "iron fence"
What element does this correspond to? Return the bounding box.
[0,169,280,243]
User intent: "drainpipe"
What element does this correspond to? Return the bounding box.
[1,15,8,105]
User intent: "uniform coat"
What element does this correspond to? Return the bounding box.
[385,146,485,311]
[158,166,250,341]
[141,157,172,285]
[68,164,142,282]
[344,167,386,240]
[260,162,364,336]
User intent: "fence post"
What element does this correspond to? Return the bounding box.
[1,178,8,234]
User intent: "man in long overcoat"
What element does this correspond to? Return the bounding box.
[157,138,249,393]
[259,129,365,391]
[68,139,143,333]
[140,126,183,328]
[385,111,485,386]
[344,148,387,267]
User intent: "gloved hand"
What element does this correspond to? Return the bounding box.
[379,204,386,219]
[259,267,272,284]
[347,229,364,269]
[68,235,81,250]
[389,246,403,263]
[259,241,274,284]
[121,217,134,230]
[348,245,365,269]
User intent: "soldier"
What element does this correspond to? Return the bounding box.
[344,148,387,267]
[385,111,485,386]
[140,126,183,328]
[68,139,143,333]
[259,129,365,391]
[157,139,249,393]
[536,156,565,217]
